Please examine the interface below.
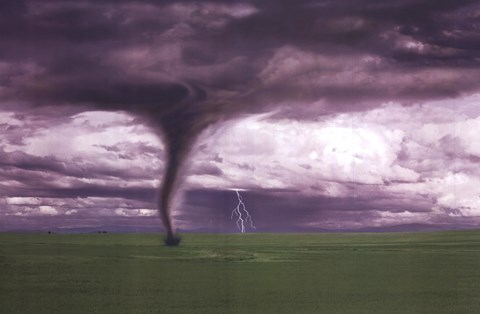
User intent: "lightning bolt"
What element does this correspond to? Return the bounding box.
[231,190,256,233]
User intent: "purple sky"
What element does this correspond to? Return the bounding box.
[1,0,480,232]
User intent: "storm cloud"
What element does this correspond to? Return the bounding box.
[1,0,480,233]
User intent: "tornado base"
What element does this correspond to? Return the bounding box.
[164,234,181,246]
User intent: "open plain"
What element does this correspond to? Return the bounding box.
[1,231,480,313]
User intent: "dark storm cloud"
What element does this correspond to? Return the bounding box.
[0,178,156,201]
[190,162,224,176]
[0,148,158,181]
[2,0,478,164]
[0,110,75,145]
[0,142,161,207]
[1,0,480,233]
[1,0,479,112]
[96,142,161,155]
[31,185,156,201]
[0,124,28,146]
[95,141,163,161]
[180,187,436,232]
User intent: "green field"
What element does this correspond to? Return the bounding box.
[1,231,480,313]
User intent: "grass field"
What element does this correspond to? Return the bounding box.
[1,231,480,313]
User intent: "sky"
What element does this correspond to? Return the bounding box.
[0,0,480,233]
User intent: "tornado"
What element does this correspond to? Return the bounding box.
[158,147,183,246]
[23,75,218,246]
[155,111,198,246]
[148,87,220,246]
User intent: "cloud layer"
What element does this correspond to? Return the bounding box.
[1,0,480,231]
[1,100,479,231]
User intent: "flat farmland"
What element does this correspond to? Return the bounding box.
[1,231,480,313]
